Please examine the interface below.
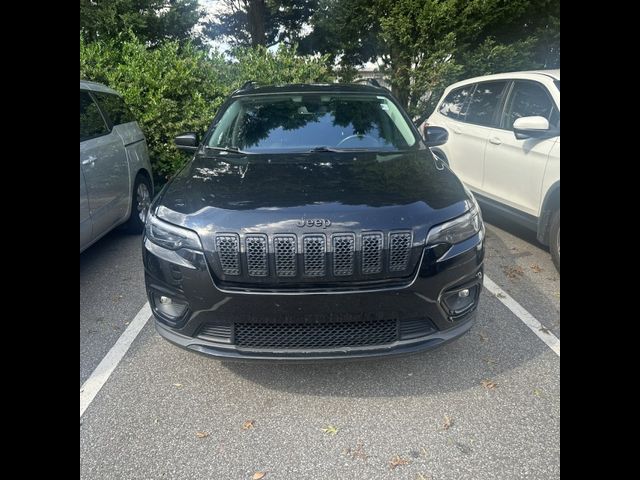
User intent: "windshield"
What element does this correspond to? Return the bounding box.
[206,93,418,153]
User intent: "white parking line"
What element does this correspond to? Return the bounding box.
[80,302,152,418]
[483,275,560,356]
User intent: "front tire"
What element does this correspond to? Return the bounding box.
[125,174,152,234]
[549,209,560,273]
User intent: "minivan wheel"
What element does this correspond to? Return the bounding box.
[125,174,152,233]
[549,209,560,273]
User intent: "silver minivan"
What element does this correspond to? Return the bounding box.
[80,80,154,252]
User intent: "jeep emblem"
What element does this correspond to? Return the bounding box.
[296,218,331,229]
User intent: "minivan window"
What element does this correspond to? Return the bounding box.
[502,81,559,130]
[80,90,109,142]
[207,94,418,153]
[465,81,508,127]
[92,91,137,126]
[438,85,474,121]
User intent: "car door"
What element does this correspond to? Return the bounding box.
[481,80,560,216]
[80,166,91,251]
[80,90,130,238]
[456,80,510,192]
[435,83,486,190]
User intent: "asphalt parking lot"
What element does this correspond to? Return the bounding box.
[80,212,560,480]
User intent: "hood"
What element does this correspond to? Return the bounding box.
[154,149,471,245]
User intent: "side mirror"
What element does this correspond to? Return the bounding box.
[174,132,198,152]
[513,116,556,140]
[423,125,449,147]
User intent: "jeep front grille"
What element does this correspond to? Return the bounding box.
[210,230,417,288]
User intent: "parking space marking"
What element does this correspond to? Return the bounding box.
[80,302,152,418]
[483,275,560,356]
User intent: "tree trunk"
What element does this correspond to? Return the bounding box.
[247,0,267,47]
[388,45,411,109]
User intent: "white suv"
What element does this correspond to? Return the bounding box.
[426,70,560,271]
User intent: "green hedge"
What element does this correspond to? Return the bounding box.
[80,37,334,179]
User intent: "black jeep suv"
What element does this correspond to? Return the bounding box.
[142,82,484,361]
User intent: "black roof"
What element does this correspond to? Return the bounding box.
[232,82,389,97]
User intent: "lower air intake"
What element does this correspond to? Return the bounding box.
[235,319,398,349]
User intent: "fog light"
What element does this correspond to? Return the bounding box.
[442,285,478,319]
[154,293,187,319]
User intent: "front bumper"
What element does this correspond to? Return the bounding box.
[143,232,484,362]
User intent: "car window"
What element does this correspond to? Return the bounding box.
[207,94,418,153]
[465,81,508,127]
[91,91,137,126]
[80,90,109,142]
[502,81,559,130]
[438,85,475,121]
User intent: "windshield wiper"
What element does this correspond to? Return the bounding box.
[306,146,350,153]
[204,146,248,154]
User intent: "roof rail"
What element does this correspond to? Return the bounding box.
[353,77,386,89]
[239,80,258,91]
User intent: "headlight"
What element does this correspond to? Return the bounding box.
[426,202,482,246]
[145,214,202,251]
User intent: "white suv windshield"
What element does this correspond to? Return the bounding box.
[207,94,418,153]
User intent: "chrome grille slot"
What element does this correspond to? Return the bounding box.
[245,234,268,276]
[215,234,240,275]
[303,235,326,277]
[361,233,383,274]
[389,232,411,271]
[274,235,297,277]
[332,234,355,276]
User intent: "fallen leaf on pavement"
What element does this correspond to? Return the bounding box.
[321,425,339,435]
[252,472,266,480]
[416,473,431,480]
[195,431,209,438]
[478,332,488,342]
[496,292,507,299]
[533,388,542,397]
[530,264,543,273]
[503,265,524,279]
[242,420,255,430]
[538,326,550,334]
[173,383,183,388]
[481,379,498,389]
[442,415,453,431]
[421,447,428,458]
[389,455,410,469]
[343,441,368,460]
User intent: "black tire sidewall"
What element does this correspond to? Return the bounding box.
[125,175,151,234]
[549,209,560,272]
